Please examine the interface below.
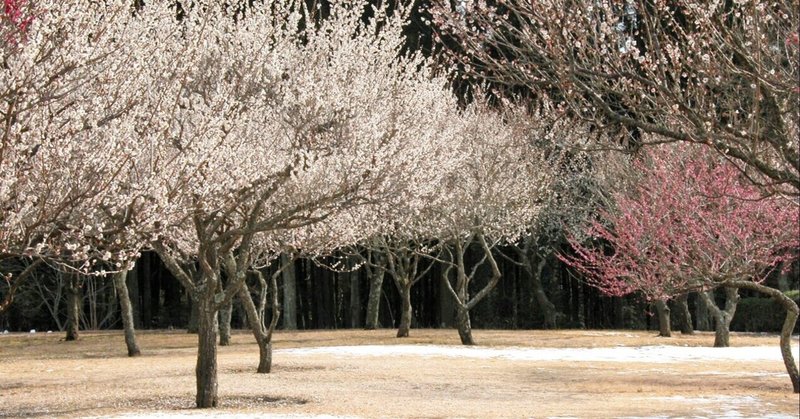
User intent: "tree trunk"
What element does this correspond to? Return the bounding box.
[281,253,297,330]
[728,280,799,393]
[438,254,455,328]
[257,339,272,373]
[396,282,412,338]
[195,299,219,408]
[113,270,141,357]
[364,254,385,330]
[530,256,558,328]
[65,275,81,341]
[700,288,739,348]
[127,267,141,328]
[673,294,694,335]
[238,271,280,374]
[141,255,152,329]
[349,268,361,328]
[455,306,474,345]
[218,300,232,346]
[654,300,671,337]
[187,296,199,333]
[695,292,711,331]
[239,285,274,373]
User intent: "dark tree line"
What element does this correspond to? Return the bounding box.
[3,248,797,335]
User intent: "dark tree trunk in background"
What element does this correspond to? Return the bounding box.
[438,254,455,328]
[701,288,739,348]
[187,295,199,333]
[530,256,558,328]
[114,270,141,356]
[127,267,141,328]
[364,252,386,330]
[195,298,219,408]
[65,274,82,341]
[673,294,694,335]
[281,254,297,330]
[654,300,671,337]
[349,266,361,328]
[141,255,152,329]
[218,300,233,346]
[695,292,711,331]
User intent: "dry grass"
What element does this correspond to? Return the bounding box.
[0,329,798,418]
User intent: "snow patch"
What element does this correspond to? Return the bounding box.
[279,344,796,363]
[104,414,356,419]
[647,395,797,419]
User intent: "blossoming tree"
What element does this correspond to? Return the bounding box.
[430,103,551,345]
[431,0,799,195]
[109,0,505,407]
[1,0,159,360]
[560,143,799,392]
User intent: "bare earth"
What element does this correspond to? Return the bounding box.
[1,329,798,418]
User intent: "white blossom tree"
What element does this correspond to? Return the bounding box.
[431,0,799,195]
[1,0,165,355]
[115,0,487,407]
[429,102,552,345]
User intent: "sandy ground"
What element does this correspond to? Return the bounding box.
[0,329,798,418]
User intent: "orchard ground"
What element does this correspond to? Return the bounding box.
[1,329,798,418]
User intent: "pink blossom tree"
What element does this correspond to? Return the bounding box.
[560,143,799,392]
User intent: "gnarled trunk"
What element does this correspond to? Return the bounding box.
[195,299,219,408]
[396,282,412,338]
[728,280,799,393]
[654,300,671,337]
[441,233,502,346]
[700,288,739,348]
[238,271,280,374]
[113,270,141,356]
